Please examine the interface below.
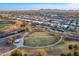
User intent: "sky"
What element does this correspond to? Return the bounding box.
[0,3,79,11]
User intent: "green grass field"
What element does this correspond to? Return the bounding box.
[24,32,58,47]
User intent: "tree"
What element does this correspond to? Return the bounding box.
[67,53,72,56]
[60,53,66,56]
[73,51,79,56]
[7,37,14,45]
[11,49,22,56]
[74,44,78,50]
[36,49,47,56]
[68,44,73,50]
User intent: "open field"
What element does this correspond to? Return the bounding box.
[24,32,58,47]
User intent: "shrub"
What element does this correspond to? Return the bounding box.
[11,49,22,56]
[68,44,73,50]
[7,37,14,45]
[67,53,72,56]
[60,53,66,56]
[36,49,48,56]
[73,51,79,56]
[74,44,78,50]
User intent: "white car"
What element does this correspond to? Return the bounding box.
[14,39,20,43]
